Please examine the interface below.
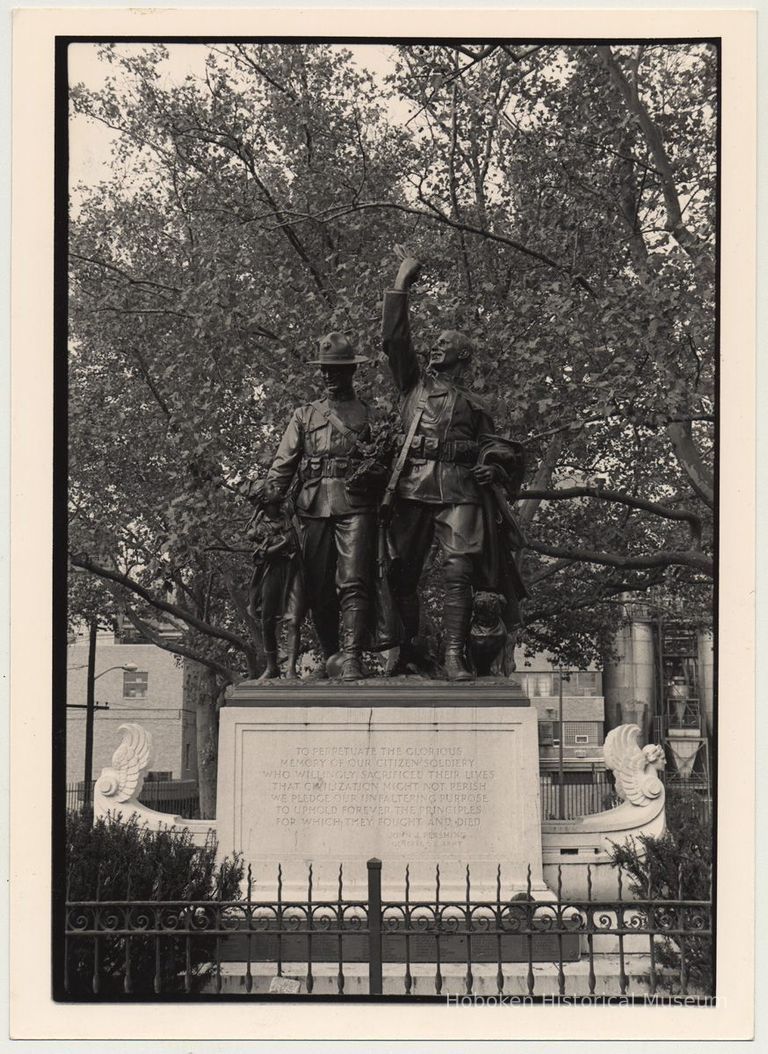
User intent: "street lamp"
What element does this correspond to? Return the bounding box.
[94,663,139,681]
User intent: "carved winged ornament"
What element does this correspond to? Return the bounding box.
[94,723,153,803]
[603,724,666,807]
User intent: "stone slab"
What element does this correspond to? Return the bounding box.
[208,957,662,997]
[216,699,544,900]
[225,677,530,706]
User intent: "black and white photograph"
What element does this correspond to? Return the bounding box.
[7,6,759,1044]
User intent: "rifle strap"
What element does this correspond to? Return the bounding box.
[382,392,428,507]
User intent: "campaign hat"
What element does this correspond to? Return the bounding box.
[308,331,369,365]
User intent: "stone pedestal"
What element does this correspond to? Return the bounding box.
[217,679,544,901]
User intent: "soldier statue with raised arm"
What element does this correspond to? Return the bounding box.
[381,251,527,681]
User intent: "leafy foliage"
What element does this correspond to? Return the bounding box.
[67,42,716,753]
[66,811,243,995]
[611,787,713,994]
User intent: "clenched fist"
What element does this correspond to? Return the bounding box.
[393,244,423,291]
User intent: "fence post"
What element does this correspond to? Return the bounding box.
[367,858,383,996]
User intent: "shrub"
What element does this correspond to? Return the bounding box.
[610,787,713,994]
[65,811,243,996]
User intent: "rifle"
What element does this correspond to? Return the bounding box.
[377,396,427,578]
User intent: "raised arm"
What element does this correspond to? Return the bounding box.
[265,409,304,497]
[381,255,423,394]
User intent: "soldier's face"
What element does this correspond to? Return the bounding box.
[321,363,356,397]
[429,330,470,370]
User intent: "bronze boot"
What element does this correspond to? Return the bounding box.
[257,650,280,681]
[340,606,366,681]
[386,593,421,676]
[443,599,474,682]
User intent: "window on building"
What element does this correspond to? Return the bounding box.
[575,671,600,695]
[563,721,600,745]
[184,742,191,770]
[145,770,172,782]
[123,670,149,698]
[523,671,602,697]
[538,721,555,745]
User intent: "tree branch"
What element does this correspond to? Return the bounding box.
[70,552,253,653]
[519,485,703,545]
[524,539,713,577]
[178,123,330,303]
[404,46,500,128]
[126,344,174,422]
[230,44,299,100]
[267,199,596,295]
[71,252,180,295]
[528,557,575,585]
[525,573,666,625]
[124,607,238,683]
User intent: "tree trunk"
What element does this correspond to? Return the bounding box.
[518,432,565,531]
[184,659,221,818]
[666,421,714,508]
[598,45,714,285]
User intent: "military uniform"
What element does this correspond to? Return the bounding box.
[266,395,375,662]
[382,288,496,669]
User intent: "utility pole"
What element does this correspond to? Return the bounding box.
[83,617,98,816]
[558,668,565,821]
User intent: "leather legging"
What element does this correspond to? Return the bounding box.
[388,500,482,647]
[299,513,375,656]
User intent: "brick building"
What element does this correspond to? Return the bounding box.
[515,656,606,771]
[66,625,197,785]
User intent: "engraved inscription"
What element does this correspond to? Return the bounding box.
[260,744,498,849]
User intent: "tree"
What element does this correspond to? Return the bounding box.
[69,43,416,807]
[371,42,716,664]
[68,42,716,792]
[610,787,713,994]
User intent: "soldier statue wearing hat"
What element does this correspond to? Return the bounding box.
[264,332,376,681]
[381,250,527,680]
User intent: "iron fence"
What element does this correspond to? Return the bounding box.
[538,773,620,820]
[67,777,619,823]
[67,781,200,819]
[63,859,712,999]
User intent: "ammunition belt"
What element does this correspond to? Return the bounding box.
[300,455,361,479]
[395,434,479,464]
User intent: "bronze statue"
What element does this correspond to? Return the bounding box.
[245,480,305,680]
[468,591,508,676]
[382,251,527,680]
[265,333,376,681]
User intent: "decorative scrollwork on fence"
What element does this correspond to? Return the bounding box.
[63,859,713,999]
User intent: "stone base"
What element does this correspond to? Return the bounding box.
[217,680,543,900]
[205,957,660,997]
